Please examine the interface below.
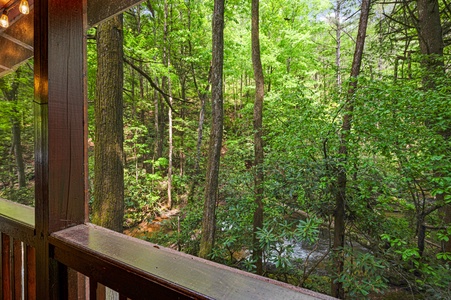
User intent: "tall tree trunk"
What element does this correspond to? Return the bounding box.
[417,0,444,89]
[11,119,26,188]
[416,0,450,253]
[164,0,173,209]
[93,16,124,300]
[154,79,165,163]
[92,14,124,233]
[167,96,173,207]
[199,0,225,259]
[152,11,165,165]
[251,0,264,275]
[332,0,370,298]
[188,62,209,203]
[335,0,342,89]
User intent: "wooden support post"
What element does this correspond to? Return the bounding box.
[34,0,88,298]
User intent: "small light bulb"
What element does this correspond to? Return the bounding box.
[19,0,30,15]
[0,12,9,28]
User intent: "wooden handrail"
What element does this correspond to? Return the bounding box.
[50,224,336,300]
[0,199,36,299]
[0,198,35,246]
[0,199,335,299]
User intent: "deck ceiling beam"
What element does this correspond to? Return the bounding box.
[0,0,144,77]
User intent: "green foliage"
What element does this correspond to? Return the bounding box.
[255,217,322,276]
[0,64,34,205]
[0,187,34,206]
[336,250,388,299]
[5,0,451,298]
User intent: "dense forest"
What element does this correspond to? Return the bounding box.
[1,0,451,299]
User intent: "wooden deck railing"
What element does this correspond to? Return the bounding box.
[0,198,36,299]
[0,198,335,300]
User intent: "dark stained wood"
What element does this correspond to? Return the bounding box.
[87,0,144,27]
[26,246,36,300]
[68,269,87,300]
[2,233,11,300]
[50,224,335,300]
[34,0,88,298]
[96,283,107,300]
[33,0,88,242]
[2,10,34,50]
[0,35,33,76]
[12,239,22,299]
[89,279,97,300]
[119,293,127,300]
[0,1,34,77]
[0,0,145,78]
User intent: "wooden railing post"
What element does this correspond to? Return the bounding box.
[34,0,88,298]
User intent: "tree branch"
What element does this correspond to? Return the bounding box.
[124,56,192,114]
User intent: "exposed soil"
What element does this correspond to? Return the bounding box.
[124,208,179,239]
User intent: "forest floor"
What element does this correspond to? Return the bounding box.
[123,208,179,239]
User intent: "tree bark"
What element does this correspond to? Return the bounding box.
[199,0,225,259]
[164,0,173,209]
[92,15,125,233]
[153,77,166,171]
[11,119,26,188]
[417,0,444,88]
[332,0,370,298]
[334,0,343,89]
[251,0,264,275]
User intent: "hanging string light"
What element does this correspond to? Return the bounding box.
[0,0,30,29]
[0,11,8,28]
[19,0,29,15]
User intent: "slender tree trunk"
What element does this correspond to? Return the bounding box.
[251,0,264,275]
[154,79,165,162]
[167,99,173,208]
[335,0,342,89]
[92,14,124,233]
[164,0,173,209]
[417,213,426,256]
[195,94,206,173]
[199,0,225,259]
[152,13,165,165]
[332,0,370,298]
[188,61,209,202]
[11,119,26,188]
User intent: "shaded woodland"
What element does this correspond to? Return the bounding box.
[1,0,451,299]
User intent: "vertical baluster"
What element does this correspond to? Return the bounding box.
[26,246,36,300]
[68,268,87,300]
[13,239,22,299]
[89,279,98,300]
[2,233,11,300]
